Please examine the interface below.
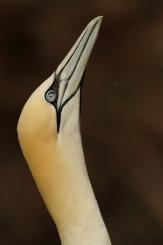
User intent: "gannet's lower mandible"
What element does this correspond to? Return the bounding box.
[17,16,112,245]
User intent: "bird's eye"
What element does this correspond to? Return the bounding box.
[45,90,56,103]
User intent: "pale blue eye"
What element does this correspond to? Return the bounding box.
[45,90,56,103]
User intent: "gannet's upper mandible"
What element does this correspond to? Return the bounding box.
[45,16,103,131]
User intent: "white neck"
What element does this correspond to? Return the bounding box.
[55,90,111,245]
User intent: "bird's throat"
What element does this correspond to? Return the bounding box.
[22,132,110,245]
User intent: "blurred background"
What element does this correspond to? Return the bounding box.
[1,0,163,244]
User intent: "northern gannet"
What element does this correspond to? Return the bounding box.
[17,16,112,245]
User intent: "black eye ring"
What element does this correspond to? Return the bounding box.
[45,90,56,103]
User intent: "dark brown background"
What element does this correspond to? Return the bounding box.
[1,0,163,244]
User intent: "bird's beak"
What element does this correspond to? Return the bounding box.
[50,16,103,112]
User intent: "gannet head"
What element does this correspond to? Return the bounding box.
[17,16,102,146]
